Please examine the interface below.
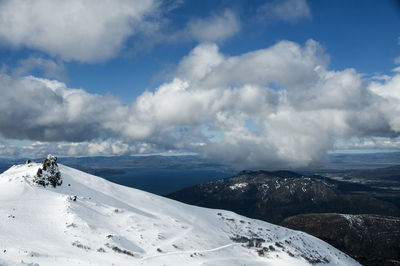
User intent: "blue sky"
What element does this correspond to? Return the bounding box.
[0,0,400,168]
[70,1,399,101]
[3,0,398,102]
[79,0,399,100]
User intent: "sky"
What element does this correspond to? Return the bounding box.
[0,0,400,168]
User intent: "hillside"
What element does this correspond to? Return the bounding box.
[281,213,400,266]
[0,162,359,266]
[167,170,400,224]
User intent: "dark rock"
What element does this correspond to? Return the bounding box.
[33,154,62,187]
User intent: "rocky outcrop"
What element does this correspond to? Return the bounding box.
[33,154,62,187]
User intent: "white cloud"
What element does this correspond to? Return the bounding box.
[369,74,400,132]
[0,0,158,62]
[126,40,400,168]
[333,136,400,151]
[177,40,328,89]
[257,0,311,23]
[185,10,240,42]
[0,140,158,159]
[154,10,241,46]
[1,40,400,168]
[0,74,129,141]
[0,1,239,61]
[12,57,66,80]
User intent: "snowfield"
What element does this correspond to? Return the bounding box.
[0,163,360,266]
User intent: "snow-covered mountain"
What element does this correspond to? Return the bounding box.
[0,162,360,266]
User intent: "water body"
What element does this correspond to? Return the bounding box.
[96,168,234,195]
[0,166,9,174]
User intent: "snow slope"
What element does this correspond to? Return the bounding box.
[0,163,360,266]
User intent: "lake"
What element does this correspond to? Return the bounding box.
[96,168,234,195]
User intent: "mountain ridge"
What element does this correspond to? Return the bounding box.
[167,170,400,224]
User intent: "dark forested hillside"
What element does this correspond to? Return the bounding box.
[167,170,400,224]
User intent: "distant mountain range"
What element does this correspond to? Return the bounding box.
[1,152,399,174]
[0,155,233,171]
[167,170,400,224]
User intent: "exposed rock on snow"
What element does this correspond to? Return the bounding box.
[0,163,360,266]
[33,154,62,187]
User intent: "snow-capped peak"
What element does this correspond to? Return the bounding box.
[0,163,360,266]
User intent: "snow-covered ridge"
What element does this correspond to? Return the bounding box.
[0,163,360,266]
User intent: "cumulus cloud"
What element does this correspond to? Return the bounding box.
[257,0,312,23]
[12,57,66,81]
[0,74,128,141]
[0,0,158,62]
[126,40,400,168]
[1,40,400,168]
[0,140,159,159]
[0,1,239,61]
[146,10,241,47]
[185,10,240,42]
[176,40,328,88]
